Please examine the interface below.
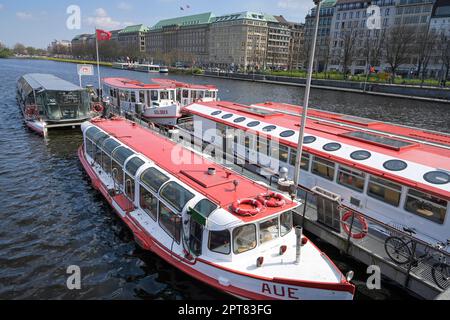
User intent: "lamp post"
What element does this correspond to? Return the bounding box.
[293,0,322,192]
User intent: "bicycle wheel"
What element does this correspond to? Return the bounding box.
[432,263,450,290]
[384,236,412,265]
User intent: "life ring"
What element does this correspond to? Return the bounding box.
[92,103,104,113]
[256,191,286,208]
[231,199,263,217]
[25,105,38,118]
[341,211,368,240]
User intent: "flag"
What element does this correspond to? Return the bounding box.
[96,29,112,41]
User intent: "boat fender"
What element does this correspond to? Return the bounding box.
[341,211,368,240]
[231,199,263,217]
[256,191,286,208]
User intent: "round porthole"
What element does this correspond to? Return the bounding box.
[323,143,342,152]
[280,130,295,138]
[304,136,316,144]
[423,171,450,185]
[222,114,233,119]
[234,117,246,123]
[263,125,277,132]
[350,150,371,161]
[211,111,222,116]
[383,160,408,171]
[247,121,260,128]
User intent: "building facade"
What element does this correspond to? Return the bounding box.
[266,15,291,70]
[286,20,306,70]
[208,12,270,70]
[146,12,214,66]
[304,0,337,72]
[118,24,150,53]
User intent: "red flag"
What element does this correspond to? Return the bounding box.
[96,29,112,41]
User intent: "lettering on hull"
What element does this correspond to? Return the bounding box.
[262,283,299,300]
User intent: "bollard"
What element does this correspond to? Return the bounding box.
[295,226,303,265]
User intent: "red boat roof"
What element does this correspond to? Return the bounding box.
[103,77,174,90]
[184,101,450,199]
[152,78,217,90]
[91,118,298,222]
[254,102,450,147]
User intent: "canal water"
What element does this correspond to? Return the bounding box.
[1,59,446,300]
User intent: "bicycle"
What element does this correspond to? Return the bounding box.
[384,228,449,290]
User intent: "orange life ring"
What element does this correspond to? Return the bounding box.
[341,211,368,240]
[231,198,263,217]
[256,191,286,208]
[92,103,104,113]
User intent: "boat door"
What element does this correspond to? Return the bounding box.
[312,187,341,232]
[181,89,190,106]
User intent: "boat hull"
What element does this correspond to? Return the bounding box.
[78,146,354,300]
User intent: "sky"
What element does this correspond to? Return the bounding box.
[0,0,313,49]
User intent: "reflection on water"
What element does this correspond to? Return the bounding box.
[0,59,435,299]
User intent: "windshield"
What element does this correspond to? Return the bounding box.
[43,90,90,120]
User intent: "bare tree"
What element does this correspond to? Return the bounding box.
[339,28,357,78]
[13,43,27,55]
[413,26,438,86]
[384,25,416,82]
[437,32,450,86]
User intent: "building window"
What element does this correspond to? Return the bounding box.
[140,186,158,221]
[368,176,402,207]
[312,156,335,181]
[159,202,181,243]
[405,189,447,225]
[337,166,366,192]
[233,224,257,254]
[209,230,231,255]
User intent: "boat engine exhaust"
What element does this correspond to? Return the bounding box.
[295,226,303,265]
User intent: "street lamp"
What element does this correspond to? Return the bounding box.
[293,0,322,193]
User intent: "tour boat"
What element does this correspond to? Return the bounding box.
[159,66,169,74]
[16,73,92,136]
[102,77,181,126]
[135,64,161,73]
[181,101,450,252]
[78,117,355,300]
[152,78,218,107]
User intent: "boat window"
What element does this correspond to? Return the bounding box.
[222,114,233,119]
[102,138,121,155]
[92,131,109,146]
[289,150,310,171]
[193,199,218,218]
[86,139,94,159]
[257,136,270,155]
[209,230,231,255]
[86,127,100,141]
[140,168,170,192]
[304,136,317,144]
[259,218,279,244]
[159,203,181,243]
[234,117,246,123]
[139,91,145,103]
[404,189,447,225]
[183,90,189,98]
[263,125,277,132]
[273,143,289,164]
[233,224,257,254]
[211,110,222,116]
[160,181,195,212]
[247,121,260,128]
[131,92,136,103]
[112,161,124,187]
[112,147,135,166]
[160,91,169,100]
[205,90,212,98]
[140,186,158,221]
[338,166,366,192]
[93,132,109,164]
[368,176,402,207]
[198,91,205,99]
[280,130,295,138]
[350,150,371,161]
[383,160,408,172]
[101,151,112,173]
[125,174,135,200]
[189,219,203,256]
[170,90,175,101]
[424,171,450,185]
[151,90,158,101]
[125,157,145,176]
[280,211,293,237]
[312,156,335,181]
[323,142,342,152]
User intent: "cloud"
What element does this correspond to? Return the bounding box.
[16,11,33,20]
[86,8,129,29]
[117,2,132,11]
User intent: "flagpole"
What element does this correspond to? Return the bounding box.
[95,28,102,100]
[293,0,322,193]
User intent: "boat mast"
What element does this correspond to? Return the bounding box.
[293,0,322,191]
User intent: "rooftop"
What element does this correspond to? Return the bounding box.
[21,73,82,92]
[119,24,150,34]
[152,12,215,30]
[213,11,272,22]
[432,0,450,17]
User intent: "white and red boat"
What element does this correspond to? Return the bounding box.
[182,101,450,252]
[78,117,355,300]
[102,78,218,127]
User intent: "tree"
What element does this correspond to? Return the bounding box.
[383,25,416,82]
[339,28,357,78]
[13,43,27,55]
[413,26,438,86]
[437,32,450,86]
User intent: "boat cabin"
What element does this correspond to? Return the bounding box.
[17,73,90,123]
[183,101,450,249]
[152,79,218,107]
